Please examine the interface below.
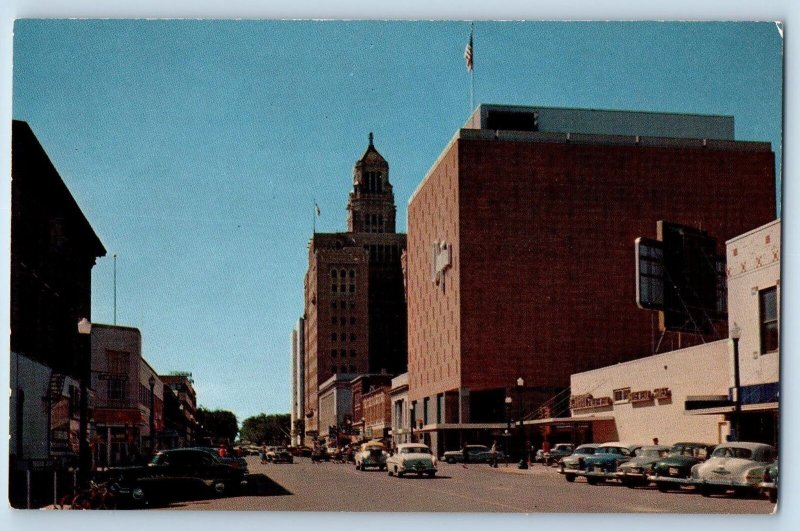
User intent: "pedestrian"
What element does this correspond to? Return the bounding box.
[490,440,498,468]
[652,437,659,445]
[311,440,320,464]
[462,442,469,469]
[260,445,268,464]
[218,444,228,458]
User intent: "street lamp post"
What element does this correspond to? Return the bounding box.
[504,396,512,467]
[148,375,156,454]
[77,318,92,487]
[730,324,742,442]
[517,377,528,469]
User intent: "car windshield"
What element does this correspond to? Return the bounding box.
[596,447,625,455]
[639,448,670,458]
[554,445,573,451]
[712,447,753,459]
[467,446,489,452]
[401,447,431,454]
[670,445,710,458]
[575,447,596,455]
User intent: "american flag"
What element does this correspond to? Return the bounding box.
[315,203,321,217]
[464,29,474,72]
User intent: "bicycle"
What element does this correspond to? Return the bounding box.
[58,479,117,510]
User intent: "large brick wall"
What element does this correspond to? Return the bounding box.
[408,133,775,406]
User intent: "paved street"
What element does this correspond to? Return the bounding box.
[165,456,774,513]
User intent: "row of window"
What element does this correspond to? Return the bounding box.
[331,332,357,342]
[365,244,401,264]
[330,349,357,358]
[332,283,356,293]
[332,300,357,309]
[331,316,357,326]
[363,171,384,194]
[331,365,356,374]
[331,269,356,279]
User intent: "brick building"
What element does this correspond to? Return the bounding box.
[9,120,106,507]
[303,135,407,440]
[406,104,776,455]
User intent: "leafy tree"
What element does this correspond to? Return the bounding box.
[196,407,239,444]
[240,413,291,446]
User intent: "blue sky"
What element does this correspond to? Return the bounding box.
[11,20,783,423]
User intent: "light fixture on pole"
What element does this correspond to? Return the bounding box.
[148,375,156,453]
[516,377,528,469]
[730,323,742,442]
[77,318,92,487]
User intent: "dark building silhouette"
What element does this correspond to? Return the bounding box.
[303,135,407,440]
[10,120,106,507]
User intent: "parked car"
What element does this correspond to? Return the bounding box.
[558,443,601,482]
[387,443,438,478]
[355,441,388,470]
[690,442,777,498]
[270,446,294,464]
[576,442,642,485]
[106,448,249,507]
[290,445,313,457]
[614,445,671,487]
[441,445,493,464]
[544,443,574,466]
[195,446,249,473]
[648,442,715,492]
[759,460,778,503]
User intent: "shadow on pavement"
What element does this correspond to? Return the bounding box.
[243,473,293,496]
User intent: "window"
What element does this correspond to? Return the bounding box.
[340,317,346,325]
[331,333,337,341]
[349,269,355,279]
[613,388,630,402]
[340,270,346,279]
[349,365,355,373]
[331,269,337,279]
[331,301,337,309]
[331,366,336,374]
[331,317,337,325]
[437,394,444,424]
[760,287,779,353]
[349,284,355,293]
[340,349,347,358]
[350,333,356,341]
[108,379,124,400]
[350,350,356,358]
[423,397,430,424]
[107,350,130,375]
[350,317,356,325]
[331,349,337,358]
[331,284,337,293]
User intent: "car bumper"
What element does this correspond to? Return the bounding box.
[759,480,776,490]
[690,478,760,489]
[615,471,650,482]
[647,475,694,486]
[399,463,436,473]
[572,469,617,480]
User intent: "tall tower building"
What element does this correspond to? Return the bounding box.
[302,135,407,441]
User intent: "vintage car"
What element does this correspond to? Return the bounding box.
[575,442,642,485]
[270,446,294,463]
[759,460,778,503]
[614,445,671,487]
[544,443,575,466]
[441,444,493,464]
[106,448,248,507]
[647,442,715,492]
[690,442,777,497]
[386,443,438,477]
[558,443,600,482]
[355,441,388,470]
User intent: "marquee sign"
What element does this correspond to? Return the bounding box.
[570,394,613,410]
[431,241,452,290]
[653,387,672,400]
[629,390,654,403]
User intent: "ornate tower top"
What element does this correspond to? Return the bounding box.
[347,134,396,233]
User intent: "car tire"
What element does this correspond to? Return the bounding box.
[769,490,777,504]
[387,468,393,476]
[428,471,436,478]
[565,474,575,483]
[587,477,601,486]
[380,465,386,471]
[395,466,403,478]
[700,484,711,497]
[657,483,671,493]
[213,482,227,496]
[447,457,455,464]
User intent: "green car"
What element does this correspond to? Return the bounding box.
[759,461,778,503]
[649,442,715,492]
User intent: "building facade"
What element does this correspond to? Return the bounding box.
[160,373,198,447]
[303,135,407,441]
[569,219,780,448]
[9,120,106,507]
[406,104,776,456]
[390,373,412,444]
[90,324,164,466]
